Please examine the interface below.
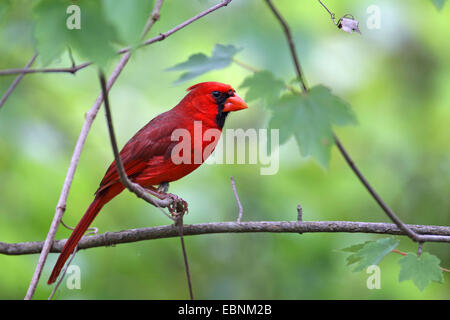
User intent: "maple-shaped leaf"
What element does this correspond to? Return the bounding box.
[398,252,444,291]
[269,85,356,167]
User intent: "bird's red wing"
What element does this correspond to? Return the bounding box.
[96,111,184,193]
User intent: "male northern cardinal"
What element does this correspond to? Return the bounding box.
[48,82,248,284]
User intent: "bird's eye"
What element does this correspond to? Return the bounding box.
[211,91,221,98]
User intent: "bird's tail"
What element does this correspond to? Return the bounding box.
[47,183,123,284]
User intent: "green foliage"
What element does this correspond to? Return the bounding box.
[431,0,447,10]
[166,44,241,84]
[102,0,154,47]
[341,238,399,272]
[398,252,444,291]
[32,0,117,68]
[269,86,357,168]
[239,70,285,108]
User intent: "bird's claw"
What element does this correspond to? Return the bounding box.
[167,194,188,217]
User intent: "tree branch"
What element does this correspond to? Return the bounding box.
[3,221,450,256]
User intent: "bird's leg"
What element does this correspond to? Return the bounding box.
[157,181,170,193]
[143,186,168,200]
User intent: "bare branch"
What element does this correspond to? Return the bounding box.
[4,221,450,256]
[264,0,308,93]
[0,53,38,109]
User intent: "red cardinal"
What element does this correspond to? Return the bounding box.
[48,82,248,284]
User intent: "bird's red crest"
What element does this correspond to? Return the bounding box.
[186,81,233,93]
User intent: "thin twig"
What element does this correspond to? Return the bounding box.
[317,0,337,25]
[417,242,424,257]
[264,0,308,93]
[334,135,450,243]
[47,245,79,300]
[174,214,194,300]
[141,0,164,39]
[67,47,76,69]
[4,221,450,256]
[0,53,38,109]
[0,62,92,76]
[230,176,243,223]
[297,204,303,222]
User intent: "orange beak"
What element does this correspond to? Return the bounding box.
[223,94,248,112]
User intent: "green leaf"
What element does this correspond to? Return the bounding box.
[166,44,242,84]
[269,85,356,167]
[398,252,444,291]
[33,0,117,68]
[431,0,447,10]
[239,70,285,108]
[343,238,399,272]
[102,0,154,47]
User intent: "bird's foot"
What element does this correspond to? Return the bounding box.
[166,193,189,218]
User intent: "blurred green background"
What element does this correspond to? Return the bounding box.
[1,0,450,299]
